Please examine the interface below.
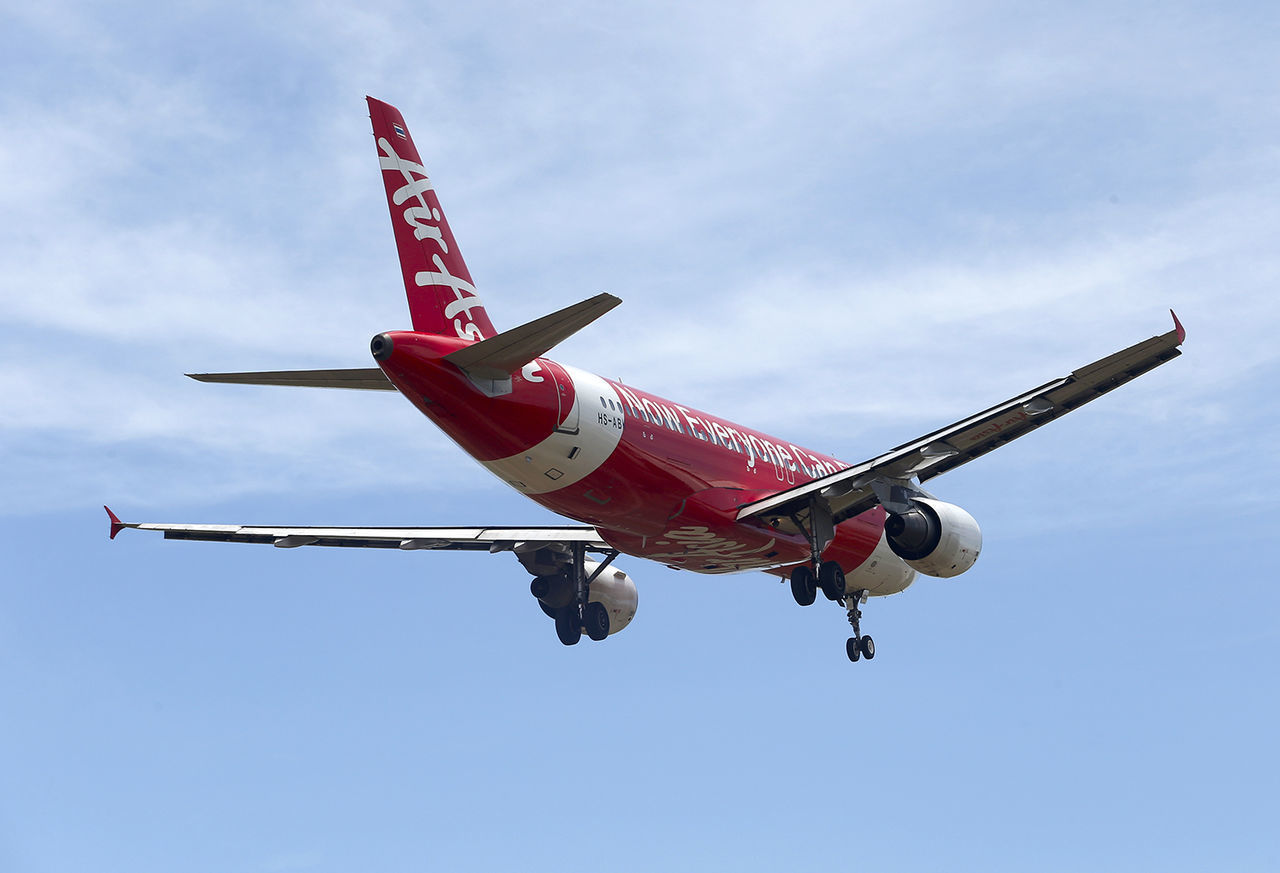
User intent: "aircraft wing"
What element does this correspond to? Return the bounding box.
[105,507,609,552]
[737,311,1186,526]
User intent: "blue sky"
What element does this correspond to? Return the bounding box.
[2,1,1277,870]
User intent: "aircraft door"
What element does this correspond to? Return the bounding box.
[546,361,580,435]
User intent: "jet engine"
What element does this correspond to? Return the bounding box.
[885,497,982,578]
[529,559,638,636]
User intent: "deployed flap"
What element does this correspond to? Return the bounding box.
[104,507,609,552]
[188,368,396,390]
[444,292,621,380]
[737,311,1186,526]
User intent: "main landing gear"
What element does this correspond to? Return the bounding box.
[789,561,846,605]
[531,543,617,647]
[553,601,610,645]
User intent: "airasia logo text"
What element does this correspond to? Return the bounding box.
[378,136,486,341]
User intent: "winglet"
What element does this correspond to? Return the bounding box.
[104,505,126,540]
[1170,309,1186,345]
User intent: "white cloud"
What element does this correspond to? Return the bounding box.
[569,180,1278,428]
[1,0,1276,520]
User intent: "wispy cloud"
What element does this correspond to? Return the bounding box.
[1,1,1275,519]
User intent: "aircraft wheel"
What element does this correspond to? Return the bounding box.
[818,561,846,601]
[846,637,862,662]
[860,635,875,660]
[790,565,817,607]
[554,610,582,646]
[583,602,610,641]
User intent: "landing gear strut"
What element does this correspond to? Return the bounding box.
[843,590,874,662]
[787,499,874,663]
[536,543,619,647]
[788,498,845,606]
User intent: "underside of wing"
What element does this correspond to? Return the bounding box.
[105,507,609,552]
[187,368,396,390]
[737,312,1186,528]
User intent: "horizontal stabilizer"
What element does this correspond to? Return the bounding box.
[445,292,621,380]
[187,368,396,390]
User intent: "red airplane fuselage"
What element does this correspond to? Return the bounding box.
[376,329,901,587]
[363,95,916,597]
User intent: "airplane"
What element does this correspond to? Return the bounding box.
[105,96,1186,663]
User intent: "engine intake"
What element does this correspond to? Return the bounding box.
[885,498,982,578]
[530,573,575,608]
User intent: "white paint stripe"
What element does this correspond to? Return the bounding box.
[480,366,624,495]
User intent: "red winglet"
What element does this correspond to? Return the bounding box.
[1170,309,1186,345]
[104,505,126,540]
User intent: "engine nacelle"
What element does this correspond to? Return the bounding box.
[530,560,638,635]
[885,498,982,578]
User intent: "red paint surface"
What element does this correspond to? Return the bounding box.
[369,97,885,576]
[377,331,882,574]
[368,97,495,341]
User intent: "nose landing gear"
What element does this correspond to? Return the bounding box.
[843,591,874,662]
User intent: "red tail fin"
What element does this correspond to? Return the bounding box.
[367,97,496,341]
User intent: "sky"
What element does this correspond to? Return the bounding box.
[1,1,1278,870]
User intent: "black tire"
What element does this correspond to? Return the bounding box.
[790,565,817,607]
[846,637,861,662]
[537,598,557,619]
[818,561,846,601]
[554,609,582,646]
[583,602,610,641]
[860,635,875,660]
